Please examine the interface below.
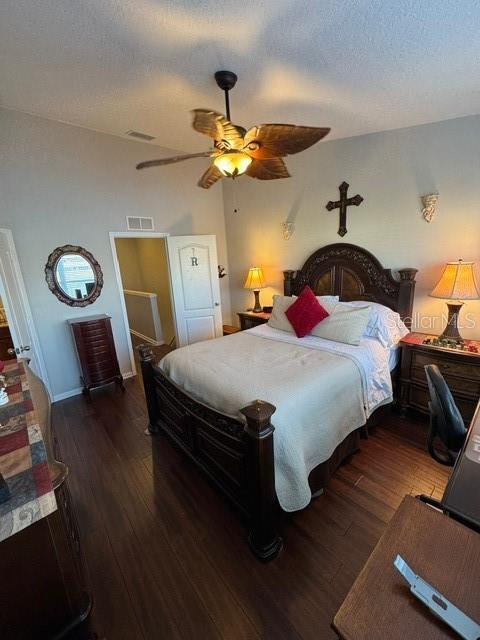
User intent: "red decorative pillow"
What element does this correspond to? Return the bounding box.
[285,286,329,338]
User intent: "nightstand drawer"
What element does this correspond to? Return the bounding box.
[241,316,263,330]
[400,333,480,426]
[411,357,480,397]
[412,369,480,397]
[411,351,480,384]
[237,311,271,331]
[408,384,476,424]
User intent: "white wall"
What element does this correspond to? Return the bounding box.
[223,114,480,339]
[0,107,231,399]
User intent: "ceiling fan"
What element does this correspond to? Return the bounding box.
[136,70,331,189]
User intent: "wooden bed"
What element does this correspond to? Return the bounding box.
[138,243,417,561]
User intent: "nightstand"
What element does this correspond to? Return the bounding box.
[223,324,241,336]
[237,311,271,331]
[399,332,480,425]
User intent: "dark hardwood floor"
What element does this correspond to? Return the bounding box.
[53,373,450,640]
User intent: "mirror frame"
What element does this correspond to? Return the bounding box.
[45,244,103,307]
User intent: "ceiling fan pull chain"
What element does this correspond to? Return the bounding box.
[232,181,239,214]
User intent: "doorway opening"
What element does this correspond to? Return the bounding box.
[111,233,175,376]
[111,232,224,377]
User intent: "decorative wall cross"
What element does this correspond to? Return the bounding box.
[326,181,364,237]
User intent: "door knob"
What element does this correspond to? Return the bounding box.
[7,345,30,355]
[214,302,220,307]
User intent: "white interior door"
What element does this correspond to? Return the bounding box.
[166,235,223,347]
[0,230,49,388]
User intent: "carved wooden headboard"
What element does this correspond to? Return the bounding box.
[283,243,417,327]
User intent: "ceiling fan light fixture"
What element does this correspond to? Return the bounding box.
[136,70,331,189]
[214,151,252,177]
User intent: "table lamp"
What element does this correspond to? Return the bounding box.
[429,259,480,341]
[244,267,265,313]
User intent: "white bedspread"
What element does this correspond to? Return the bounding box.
[159,324,393,512]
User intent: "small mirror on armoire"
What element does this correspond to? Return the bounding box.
[45,245,103,307]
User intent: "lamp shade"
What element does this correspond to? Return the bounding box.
[244,267,265,290]
[430,260,480,300]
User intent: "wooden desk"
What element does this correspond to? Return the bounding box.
[333,496,480,640]
[442,399,480,530]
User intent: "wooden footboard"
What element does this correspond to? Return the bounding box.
[138,345,283,561]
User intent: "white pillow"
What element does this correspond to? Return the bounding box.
[336,301,409,347]
[268,295,296,333]
[315,295,339,313]
[310,304,371,345]
[268,294,339,333]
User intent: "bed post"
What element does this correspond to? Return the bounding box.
[283,270,296,296]
[397,268,418,329]
[138,345,159,434]
[240,400,283,562]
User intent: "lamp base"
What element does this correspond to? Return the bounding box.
[439,302,464,341]
[252,290,262,313]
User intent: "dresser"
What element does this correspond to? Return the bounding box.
[69,314,124,396]
[237,311,271,331]
[0,360,91,639]
[399,332,480,425]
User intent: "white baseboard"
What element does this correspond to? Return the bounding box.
[52,386,83,402]
[129,329,164,347]
[52,370,135,403]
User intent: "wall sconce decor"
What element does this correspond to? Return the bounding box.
[421,194,439,223]
[281,221,295,240]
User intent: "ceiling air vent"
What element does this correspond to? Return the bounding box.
[125,130,156,141]
[126,216,154,231]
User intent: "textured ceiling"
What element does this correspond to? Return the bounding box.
[1,0,480,153]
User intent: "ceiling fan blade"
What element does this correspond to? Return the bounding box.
[197,164,223,189]
[192,109,226,139]
[243,125,330,160]
[136,151,212,170]
[220,121,247,150]
[246,158,291,180]
[192,109,246,150]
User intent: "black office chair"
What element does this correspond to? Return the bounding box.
[424,364,467,466]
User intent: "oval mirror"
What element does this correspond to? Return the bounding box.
[45,245,103,307]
